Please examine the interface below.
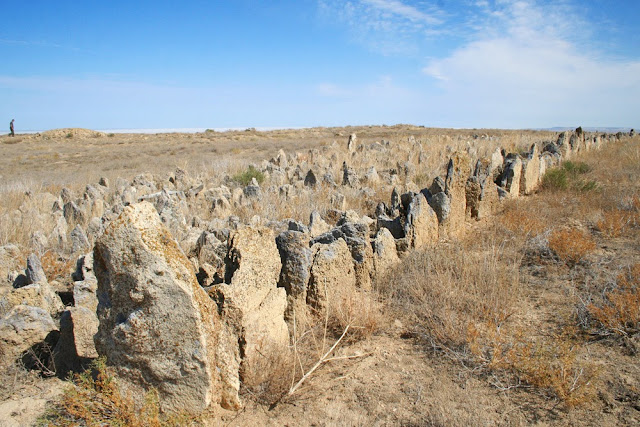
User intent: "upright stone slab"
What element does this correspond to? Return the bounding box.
[443,152,472,238]
[520,143,541,195]
[94,202,223,414]
[403,193,439,249]
[211,226,288,394]
[499,155,523,198]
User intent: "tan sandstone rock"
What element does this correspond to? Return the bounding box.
[210,226,289,396]
[94,202,224,414]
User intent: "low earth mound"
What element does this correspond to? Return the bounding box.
[40,128,106,139]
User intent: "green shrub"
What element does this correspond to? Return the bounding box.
[233,165,265,186]
[542,161,597,192]
[542,168,568,191]
[562,161,591,175]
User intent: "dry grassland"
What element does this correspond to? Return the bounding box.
[1,125,638,426]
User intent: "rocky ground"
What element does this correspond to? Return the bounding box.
[0,125,637,426]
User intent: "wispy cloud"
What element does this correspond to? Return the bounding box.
[361,0,441,25]
[318,0,445,55]
[0,38,87,53]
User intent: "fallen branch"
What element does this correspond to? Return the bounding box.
[288,324,351,396]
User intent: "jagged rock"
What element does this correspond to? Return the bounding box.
[372,228,400,275]
[243,178,261,199]
[342,162,360,188]
[389,187,401,217]
[210,226,288,398]
[26,253,47,285]
[467,157,500,220]
[0,305,57,367]
[276,149,288,169]
[60,188,74,205]
[70,225,91,253]
[196,232,226,285]
[94,202,226,413]
[0,282,64,318]
[363,167,380,185]
[63,201,86,225]
[443,152,471,239]
[53,306,99,373]
[429,192,451,224]
[404,193,439,249]
[309,211,331,237]
[520,143,541,195]
[307,238,356,309]
[347,133,357,152]
[556,132,572,159]
[429,176,446,195]
[311,222,373,290]
[304,170,317,187]
[499,155,523,198]
[276,231,312,305]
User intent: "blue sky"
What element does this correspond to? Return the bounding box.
[1,0,639,131]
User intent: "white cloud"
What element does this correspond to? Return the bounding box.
[421,0,640,127]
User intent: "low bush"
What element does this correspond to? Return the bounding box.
[548,228,596,266]
[232,165,265,186]
[40,358,197,427]
[542,161,597,192]
[588,264,640,336]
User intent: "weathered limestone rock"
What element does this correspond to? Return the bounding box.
[1,283,64,318]
[94,202,224,414]
[443,152,472,238]
[243,178,261,199]
[311,222,374,290]
[307,239,356,310]
[0,305,57,367]
[276,231,312,300]
[347,133,357,153]
[499,155,523,198]
[70,225,91,253]
[304,170,317,188]
[26,253,47,285]
[520,144,541,195]
[210,226,288,395]
[309,211,331,237]
[276,149,288,169]
[403,193,439,249]
[54,306,99,373]
[63,201,86,225]
[556,131,572,159]
[342,162,360,188]
[372,228,400,275]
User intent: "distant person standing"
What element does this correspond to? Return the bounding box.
[9,119,15,137]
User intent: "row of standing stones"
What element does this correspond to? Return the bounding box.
[0,127,632,414]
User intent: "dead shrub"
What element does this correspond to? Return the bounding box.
[501,203,547,237]
[380,239,520,350]
[482,329,598,407]
[40,357,197,426]
[548,228,596,265]
[597,209,635,237]
[587,264,640,336]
